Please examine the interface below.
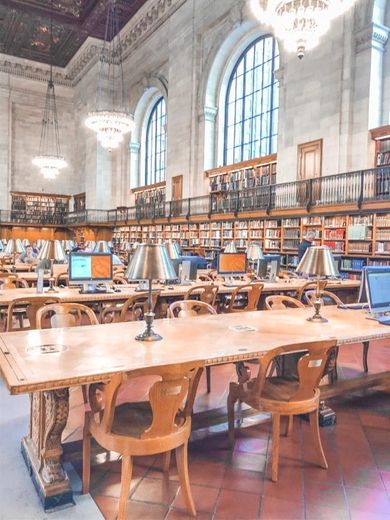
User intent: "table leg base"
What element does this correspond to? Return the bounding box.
[21,437,74,511]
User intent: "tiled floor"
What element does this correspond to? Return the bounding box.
[66,339,390,520]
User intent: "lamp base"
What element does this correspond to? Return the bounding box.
[135,330,162,342]
[307,314,328,323]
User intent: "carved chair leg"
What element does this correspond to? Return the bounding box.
[227,393,236,447]
[271,413,281,482]
[363,341,370,373]
[118,455,133,520]
[285,415,293,437]
[162,451,171,473]
[309,409,328,470]
[206,366,211,393]
[82,431,91,494]
[176,442,196,517]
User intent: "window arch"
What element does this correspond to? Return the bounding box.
[145,96,167,185]
[224,35,279,165]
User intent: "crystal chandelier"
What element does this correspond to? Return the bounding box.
[85,0,134,150]
[251,0,357,59]
[32,2,67,179]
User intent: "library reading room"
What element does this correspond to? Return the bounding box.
[0,1,389,519]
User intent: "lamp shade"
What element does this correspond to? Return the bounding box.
[63,240,75,251]
[296,246,338,277]
[166,241,180,260]
[94,241,111,253]
[125,243,176,281]
[5,239,25,255]
[224,241,237,253]
[22,239,30,247]
[37,240,67,262]
[246,242,264,261]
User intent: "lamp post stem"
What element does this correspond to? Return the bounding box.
[46,259,58,293]
[135,278,162,341]
[307,275,327,322]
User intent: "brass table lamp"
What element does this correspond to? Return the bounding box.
[296,246,339,322]
[4,239,25,272]
[166,241,180,260]
[126,243,176,341]
[37,240,67,292]
[246,242,264,276]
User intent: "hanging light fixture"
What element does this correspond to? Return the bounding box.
[32,0,67,179]
[250,0,357,59]
[85,0,134,150]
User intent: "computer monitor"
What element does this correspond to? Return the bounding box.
[217,252,247,276]
[264,254,281,280]
[359,265,390,302]
[365,267,390,315]
[69,252,113,291]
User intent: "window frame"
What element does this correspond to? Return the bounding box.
[144,96,167,185]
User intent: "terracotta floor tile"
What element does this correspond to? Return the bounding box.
[126,500,169,519]
[92,470,142,499]
[94,494,119,520]
[263,472,303,503]
[234,436,268,455]
[230,451,267,473]
[214,489,261,520]
[130,477,180,506]
[260,496,304,519]
[303,481,348,511]
[165,508,210,520]
[222,467,264,494]
[187,459,226,487]
[349,510,390,520]
[305,504,350,520]
[342,467,386,491]
[380,470,390,493]
[171,484,219,512]
[345,486,390,515]
[303,463,343,485]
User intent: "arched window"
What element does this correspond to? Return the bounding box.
[224,35,279,165]
[145,97,166,185]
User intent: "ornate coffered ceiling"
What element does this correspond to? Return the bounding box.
[0,0,148,67]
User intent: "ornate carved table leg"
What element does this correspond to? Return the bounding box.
[21,388,74,510]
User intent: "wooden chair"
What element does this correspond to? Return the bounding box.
[36,303,99,329]
[101,292,161,324]
[5,296,60,331]
[113,274,128,285]
[168,300,216,393]
[82,362,203,519]
[227,339,337,481]
[305,289,343,307]
[197,273,213,282]
[223,283,263,313]
[296,280,327,302]
[184,284,218,307]
[265,295,305,310]
[55,272,69,287]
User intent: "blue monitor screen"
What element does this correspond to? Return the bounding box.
[366,269,390,312]
[69,253,112,282]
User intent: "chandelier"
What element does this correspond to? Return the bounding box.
[85,0,134,150]
[32,1,67,179]
[251,0,357,59]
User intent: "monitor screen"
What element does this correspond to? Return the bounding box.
[218,253,247,275]
[69,253,113,283]
[365,268,390,313]
[359,266,390,303]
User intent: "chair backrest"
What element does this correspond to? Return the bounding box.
[0,274,22,289]
[265,295,305,310]
[168,300,217,318]
[119,292,161,322]
[184,284,218,307]
[6,296,61,331]
[88,362,203,439]
[36,303,99,329]
[256,339,337,402]
[225,283,263,312]
[197,273,213,282]
[296,280,327,302]
[55,272,69,287]
[305,289,343,307]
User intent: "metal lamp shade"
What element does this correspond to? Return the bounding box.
[5,239,25,255]
[94,241,111,253]
[38,240,67,262]
[166,241,180,260]
[22,239,30,247]
[224,241,237,253]
[296,246,338,277]
[125,243,176,281]
[246,242,264,261]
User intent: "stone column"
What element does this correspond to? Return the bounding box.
[0,82,11,210]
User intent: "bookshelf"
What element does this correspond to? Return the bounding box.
[111,212,390,277]
[10,192,70,224]
[370,125,390,167]
[73,193,86,212]
[132,182,166,218]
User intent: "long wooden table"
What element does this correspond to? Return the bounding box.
[0,306,389,509]
[0,278,360,306]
